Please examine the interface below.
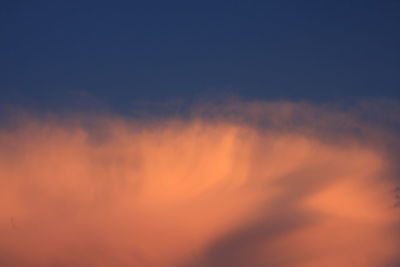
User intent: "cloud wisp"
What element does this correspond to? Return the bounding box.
[0,101,399,266]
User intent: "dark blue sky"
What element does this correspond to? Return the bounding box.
[1,0,399,112]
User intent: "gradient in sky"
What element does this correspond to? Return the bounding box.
[1,1,400,267]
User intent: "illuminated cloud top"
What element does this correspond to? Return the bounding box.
[0,102,399,266]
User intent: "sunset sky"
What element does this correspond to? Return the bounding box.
[1,1,400,111]
[1,1,400,267]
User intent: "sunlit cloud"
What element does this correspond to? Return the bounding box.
[0,101,399,266]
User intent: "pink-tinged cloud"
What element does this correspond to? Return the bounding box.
[0,101,399,266]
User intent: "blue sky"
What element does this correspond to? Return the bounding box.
[1,0,399,112]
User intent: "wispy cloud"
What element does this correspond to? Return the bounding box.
[0,101,399,266]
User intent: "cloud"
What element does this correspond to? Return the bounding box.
[0,101,399,266]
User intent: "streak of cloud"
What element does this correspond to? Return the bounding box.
[0,101,399,266]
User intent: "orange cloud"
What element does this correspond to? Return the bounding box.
[0,102,399,266]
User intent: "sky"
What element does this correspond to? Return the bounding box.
[1,0,400,112]
[1,1,400,267]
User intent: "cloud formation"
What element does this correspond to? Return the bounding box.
[0,101,399,266]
